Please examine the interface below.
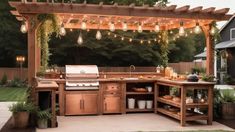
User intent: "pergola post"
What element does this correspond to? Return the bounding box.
[202,24,214,75]
[26,15,41,85]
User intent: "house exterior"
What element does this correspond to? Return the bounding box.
[215,16,235,83]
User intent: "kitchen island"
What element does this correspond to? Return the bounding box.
[36,74,215,126]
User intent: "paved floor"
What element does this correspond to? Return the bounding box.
[0,102,14,130]
[37,114,234,132]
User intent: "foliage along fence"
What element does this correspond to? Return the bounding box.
[0,62,204,80]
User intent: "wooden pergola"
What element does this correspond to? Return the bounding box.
[9,0,232,85]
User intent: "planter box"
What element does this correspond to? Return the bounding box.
[222,102,235,119]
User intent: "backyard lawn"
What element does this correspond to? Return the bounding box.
[0,87,27,101]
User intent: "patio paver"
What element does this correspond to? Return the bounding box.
[0,102,14,130]
[37,113,234,132]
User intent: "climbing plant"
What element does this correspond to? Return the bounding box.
[37,14,60,72]
[160,30,169,67]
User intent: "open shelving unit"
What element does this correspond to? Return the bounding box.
[155,80,214,126]
[125,81,155,113]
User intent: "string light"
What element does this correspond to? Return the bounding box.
[20,21,27,33]
[129,38,133,42]
[108,32,111,36]
[138,23,143,33]
[185,33,188,37]
[140,40,144,44]
[210,26,216,36]
[86,29,90,32]
[77,32,83,45]
[109,22,115,32]
[96,30,102,40]
[179,21,185,36]
[170,30,173,34]
[190,30,193,34]
[154,38,157,42]
[154,22,160,33]
[121,37,124,41]
[114,34,117,38]
[59,23,66,36]
[148,40,151,44]
[194,22,201,34]
[122,22,128,31]
[70,29,73,32]
[81,21,87,30]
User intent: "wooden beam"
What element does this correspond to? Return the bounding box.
[214,8,230,14]
[10,10,21,16]
[16,17,24,21]
[202,25,214,75]
[129,3,135,8]
[202,7,216,13]
[188,6,203,13]
[162,5,177,11]
[175,5,190,12]
[8,2,232,21]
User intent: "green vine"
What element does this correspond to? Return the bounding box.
[36,14,60,72]
[160,30,169,67]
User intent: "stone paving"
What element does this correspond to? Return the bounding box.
[37,114,234,132]
[0,102,14,130]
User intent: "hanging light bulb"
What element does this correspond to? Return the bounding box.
[77,32,83,45]
[148,40,151,44]
[59,23,66,36]
[210,26,216,36]
[121,37,124,41]
[114,34,117,38]
[185,33,188,37]
[154,22,160,33]
[170,30,173,34]
[122,22,128,31]
[179,21,185,36]
[70,29,73,32]
[87,29,90,32]
[194,22,201,34]
[154,38,157,42]
[20,21,27,33]
[138,23,143,33]
[129,38,133,42]
[96,30,102,40]
[190,30,193,34]
[81,21,87,30]
[109,22,115,32]
[140,40,144,44]
[108,32,111,36]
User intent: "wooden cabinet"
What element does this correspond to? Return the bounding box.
[65,92,98,115]
[103,94,121,113]
[101,82,123,114]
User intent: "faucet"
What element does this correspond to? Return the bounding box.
[129,65,135,77]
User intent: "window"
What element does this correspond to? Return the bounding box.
[230,28,235,40]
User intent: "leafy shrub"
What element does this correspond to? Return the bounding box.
[9,102,36,113]
[201,74,215,82]
[220,89,235,103]
[0,73,8,85]
[213,89,222,119]
[223,74,234,84]
[7,77,26,87]
[37,109,51,120]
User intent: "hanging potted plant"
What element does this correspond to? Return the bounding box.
[220,89,235,119]
[37,109,52,129]
[9,102,35,128]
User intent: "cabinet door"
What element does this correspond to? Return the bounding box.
[65,94,83,115]
[83,93,98,114]
[103,95,121,113]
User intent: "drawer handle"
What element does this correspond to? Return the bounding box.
[80,100,82,109]
[104,102,107,111]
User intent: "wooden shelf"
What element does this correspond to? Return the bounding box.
[126,108,154,112]
[186,103,209,108]
[157,108,180,120]
[157,97,180,108]
[186,114,208,121]
[126,92,154,95]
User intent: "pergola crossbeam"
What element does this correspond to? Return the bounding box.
[202,7,216,13]
[175,5,190,12]
[214,8,230,14]
[188,6,203,13]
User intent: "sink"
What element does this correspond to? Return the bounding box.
[123,78,139,80]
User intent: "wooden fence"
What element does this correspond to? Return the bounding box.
[0,62,204,80]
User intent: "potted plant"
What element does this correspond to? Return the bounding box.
[9,102,35,128]
[220,89,235,119]
[37,109,52,129]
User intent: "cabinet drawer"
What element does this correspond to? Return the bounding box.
[104,83,121,92]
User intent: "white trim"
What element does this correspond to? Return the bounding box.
[230,28,235,40]
[219,15,235,33]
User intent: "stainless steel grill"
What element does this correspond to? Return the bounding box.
[65,65,99,90]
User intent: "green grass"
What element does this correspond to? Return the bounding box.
[0,87,27,101]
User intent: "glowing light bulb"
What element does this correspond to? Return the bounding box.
[170,30,173,34]
[194,22,201,34]
[20,23,27,33]
[108,32,111,36]
[122,22,128,31]
[81,21,87,30]
[185,33,188,37]
[154,23,160,33]
[70,29,73,32]
[154,38,157,42]
[77,33,83,45]
[179,26,185,36]
[138,24,143,33]
[148,40,151,44]
[129,38,133,42]
[190,30,193,34]
[96,30,102,40]
[59,24,66,36]
[87,29,90,32]
[121,37,124,41]
[140,40,143,44]
[109,22,115,32]
[114,34,117,38]
[210,26,216,35]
